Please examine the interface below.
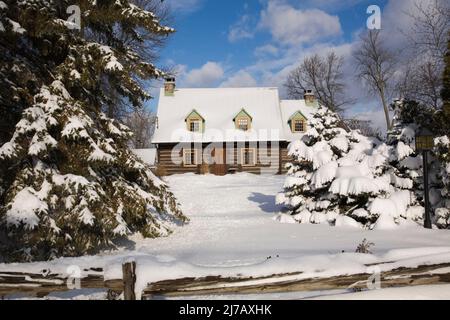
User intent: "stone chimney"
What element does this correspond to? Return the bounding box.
[304,89,316,105]
[164,77,176,96]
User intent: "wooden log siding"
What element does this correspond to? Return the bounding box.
[157,142,285,175]
[280,141,293,174]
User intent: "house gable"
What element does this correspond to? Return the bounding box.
[288,111,307,133]
[233,108,253,131]
[185,109,205,133]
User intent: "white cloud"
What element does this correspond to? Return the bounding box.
[221,70,258,88]
[254,44,279,58]
[182,62,224,87]
[259,0,342,46]
[228,14,255,43]
[169,0,438,126]
[246,42,355,96]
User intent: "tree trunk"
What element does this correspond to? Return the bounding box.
[380,87,391,130]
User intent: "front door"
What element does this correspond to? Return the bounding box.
[213,147,227,176]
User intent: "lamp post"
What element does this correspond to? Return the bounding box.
[415,128,434,229]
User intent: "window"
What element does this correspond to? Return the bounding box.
[233,109,252,131]
[183,149,198,166]
[293,119,305,133]
[185,110,204,132]
[237,118,249,131]
[241,148,256,166]
[189,120,201,132]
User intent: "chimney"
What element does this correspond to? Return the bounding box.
[304,89,316,105]
[164,77,176,96]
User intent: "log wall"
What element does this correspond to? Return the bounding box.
[156,142,289,176]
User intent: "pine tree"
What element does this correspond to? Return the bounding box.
[276,107,348,224]
[277,105,424,229]
[276,107,382,227]
[434,37,450,228]
[380,100,432,225]
[0,0,187,262]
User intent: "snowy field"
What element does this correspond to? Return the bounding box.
[3,173,450,300]
[138,173,450,263]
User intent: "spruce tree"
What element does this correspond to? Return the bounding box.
[277,105,423,229]
[0,0,186,262]
[276,107,348,224]
[434,37,450,228]
[276,107,383,226]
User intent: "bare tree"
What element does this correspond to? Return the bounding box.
[404,0,450,60]
[353,30,397,130]
[343,118,381,138]
[125,109,157,149]
[396,0,450,109]
[396,60,443,109]
[284,51,351,114]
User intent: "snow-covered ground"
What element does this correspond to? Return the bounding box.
[129,173,450,264]
[3,173,450,300]
[309,284,450,300]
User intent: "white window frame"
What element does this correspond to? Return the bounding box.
[240,148,256,166]
[189,119,201,132]
[183,149,199,167]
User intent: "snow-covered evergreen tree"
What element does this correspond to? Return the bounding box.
[277,105,425,229]
[433,39,450,229]
[277,106,384,227]
[381,100,428,223]
[0,1,186,261]
[276,107,349,224]
[434,135,450,228]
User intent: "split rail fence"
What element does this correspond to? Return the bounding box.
[1,261,450,300]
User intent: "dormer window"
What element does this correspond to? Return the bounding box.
[185,109,205,133]
[233,109,252,132]
[289,111,307,133]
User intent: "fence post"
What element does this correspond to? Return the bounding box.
[122,261,136,300]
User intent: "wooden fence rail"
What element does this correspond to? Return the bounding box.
[1,262,450,300]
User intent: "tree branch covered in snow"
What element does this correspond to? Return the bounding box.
[277,105,426,230]
[0,0,186,262]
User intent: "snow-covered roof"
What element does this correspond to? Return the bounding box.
[152,87,318,143]
[152,87,287,143]
[280,100,318,142]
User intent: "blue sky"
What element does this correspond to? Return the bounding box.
[163,0,381,69]
[148,0,419,131]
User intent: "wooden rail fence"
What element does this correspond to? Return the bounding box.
[1,262,450,300]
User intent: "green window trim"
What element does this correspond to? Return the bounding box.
[185,109,205,133]
[288,111,307,133]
